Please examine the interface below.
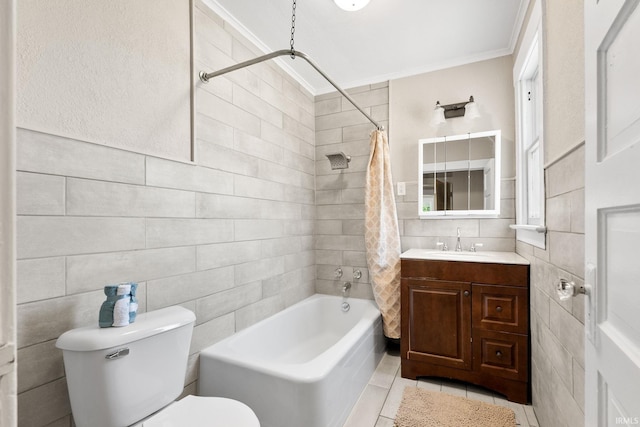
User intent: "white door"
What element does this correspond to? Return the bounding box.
[585,0,640,426]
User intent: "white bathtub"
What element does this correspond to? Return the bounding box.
[199,294,384,427]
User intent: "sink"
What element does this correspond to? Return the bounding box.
[400,248,530,265]
[417,251,486,259]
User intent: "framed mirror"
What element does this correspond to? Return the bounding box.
[418,129,501,217]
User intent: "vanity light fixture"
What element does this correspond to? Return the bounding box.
[334,0,370,11]
[431,96,479,125]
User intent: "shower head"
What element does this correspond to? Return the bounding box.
[325,152,351,170]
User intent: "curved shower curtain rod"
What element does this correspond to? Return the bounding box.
[199,49,384,131]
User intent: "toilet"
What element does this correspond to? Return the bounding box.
[56,306,259,427]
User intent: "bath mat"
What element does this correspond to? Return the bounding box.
[394,387,516,427]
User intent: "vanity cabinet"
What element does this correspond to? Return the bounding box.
[400,256,530,403]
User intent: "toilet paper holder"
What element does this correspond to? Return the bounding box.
[556,278,590,301]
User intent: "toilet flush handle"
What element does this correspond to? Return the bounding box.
[105,347,130,360]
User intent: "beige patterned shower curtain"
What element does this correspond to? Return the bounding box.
[365,130,401,339]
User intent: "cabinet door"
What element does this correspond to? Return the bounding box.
[402,278,472,370]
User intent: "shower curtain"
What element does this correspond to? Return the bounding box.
[365,130,401,339]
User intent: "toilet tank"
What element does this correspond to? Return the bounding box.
[56,306,196,427]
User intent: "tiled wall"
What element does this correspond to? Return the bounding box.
[314,83,516,300]
[314,83,389,298]
[514,1,585,425]
[1,0,17,424]
[516,145,585,427]
[15,3,315,426]
[396,179,516,253]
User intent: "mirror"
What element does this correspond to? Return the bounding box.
[418,129,501,217]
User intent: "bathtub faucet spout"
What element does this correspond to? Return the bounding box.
[342,282,351,294]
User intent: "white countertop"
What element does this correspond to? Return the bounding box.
[400,248,530,265]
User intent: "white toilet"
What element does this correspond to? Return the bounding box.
[56,306,259,427]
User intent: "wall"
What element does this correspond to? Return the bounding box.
[16,0,192,161]
[315,5,586,426]
[390,57,517,254]
[314,60,516,299]
[1,0,17,425]
[390,55,516,183]
[314,83,389,298]
[15,2,316,426]
[513,1,586,426]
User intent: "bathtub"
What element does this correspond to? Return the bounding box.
[199,294,384,427]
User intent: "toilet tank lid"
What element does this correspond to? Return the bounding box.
[56,306,196,352]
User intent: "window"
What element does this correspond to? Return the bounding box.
[523,66,542,225]
[513,7,546,249]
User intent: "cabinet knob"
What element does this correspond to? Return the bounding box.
[495,350,503,358]
[496,306,503,313]
[463,290,470,297]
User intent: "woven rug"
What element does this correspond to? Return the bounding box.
[394,387,516,427]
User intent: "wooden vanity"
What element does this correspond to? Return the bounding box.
[400,249,530,403]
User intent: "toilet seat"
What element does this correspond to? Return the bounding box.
[138,395,260,427]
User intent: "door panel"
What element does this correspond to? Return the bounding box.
[601,2,640,160]
[585,0,640,425]
[602,208,640,346]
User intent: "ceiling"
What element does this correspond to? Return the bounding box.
[203,0,529,95]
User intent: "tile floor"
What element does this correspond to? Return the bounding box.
[343,347,539,427]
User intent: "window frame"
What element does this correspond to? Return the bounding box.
[513,3,546,249]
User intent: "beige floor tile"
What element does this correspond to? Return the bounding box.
[369,353,400,389]
[344,348,539,427]
[466,384,497,404]
[343,384,389,427]
[379,377,416,419]
[509,403,530,426]
[416,377,442,391]
[524,405,540,426]
[374,416,395,427]
[440,379,467,398]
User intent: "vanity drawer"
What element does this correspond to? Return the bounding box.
[473,329,528,382]
[472,284,528,334]
[401,259,528,287]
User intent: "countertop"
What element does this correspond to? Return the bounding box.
[400,248,530,265]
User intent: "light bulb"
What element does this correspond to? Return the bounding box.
[431,103,446,126]
[465,101,480,119]
[334,0,371,12]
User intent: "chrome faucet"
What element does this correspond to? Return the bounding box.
[455,227,462,252]
[342,282,351,294]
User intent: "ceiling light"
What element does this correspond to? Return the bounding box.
[334,0,370,12]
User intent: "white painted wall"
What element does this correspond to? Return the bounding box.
[0,0,17,425]
[389,55,516,183]
[543,0,584,164]
[16,0,192,161]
